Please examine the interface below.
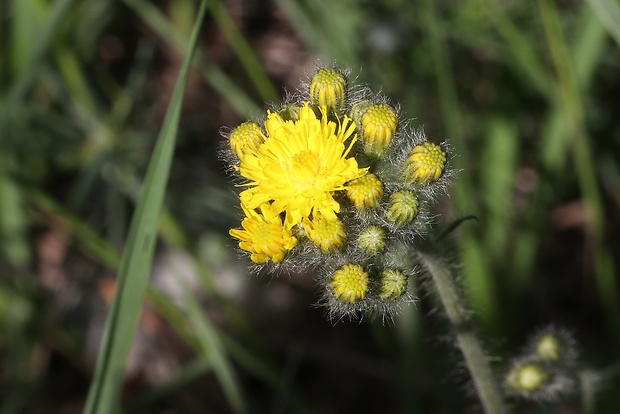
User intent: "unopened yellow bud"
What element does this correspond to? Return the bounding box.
[357,225,386,256]
[360,103,398,155]
[379,269,408,299]
[304,214,346,253]
[309,68,347,112]
[536,334,561,361]
[405,142,447,185]
[386,190,419,227]
[330,264,369,303]
[229,122,265,160]
[346,174,384,209]
[506,362,548,393]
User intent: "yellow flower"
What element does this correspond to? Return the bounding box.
[229,203,298,264]
[346,173,384,209]
[360,103,398,155]
[386,190,419,227]
[309,68,347,112]
[229,122,266,160]
[379,269,408,299]
[304,214,346,253]
[405,142,446,185]
[330,264,369,302]
[238,102,367,229]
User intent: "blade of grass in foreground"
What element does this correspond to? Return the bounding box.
[82,1,208,413]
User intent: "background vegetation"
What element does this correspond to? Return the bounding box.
[1,0,620,412]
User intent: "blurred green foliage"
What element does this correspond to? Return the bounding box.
[1,0,620,413]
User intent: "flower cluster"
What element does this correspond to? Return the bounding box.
[504,326,580,401]
[222,66,452,319]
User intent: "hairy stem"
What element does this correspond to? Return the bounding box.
[418,252,509,414]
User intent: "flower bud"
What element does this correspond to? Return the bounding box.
[278,102,301,121]
[504,357,575,401]
[386,190,419,227]
[309,68,347,112]
[229,122,265,160]
[359,103,398,156]
[346,173,384,209]
[304,214,346,253]
[379,269,408,299]
[405,142,446,185]
[529,327,577,365]
[357,225,386,256]
[506,361,549,395]
[330,263,369,303]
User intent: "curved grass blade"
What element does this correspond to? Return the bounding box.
[82,1,209,413]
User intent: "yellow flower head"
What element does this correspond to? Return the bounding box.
[238,102,367,229]
[506,362,548,393]
[304,214,346,253]
[379,269,408,299]
[357,225,386,256]
[229,121,265,160]
[346,173,384,209]
[229,203,298,264]
[386,190,419,227]
[309,68,347,112]
[405,142,447,185]
[330,263,369,303]
[360,103,398,155]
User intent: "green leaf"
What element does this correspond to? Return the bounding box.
[586,0,620,49]
[82,1,209,413]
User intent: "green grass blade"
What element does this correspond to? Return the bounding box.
[82,1,209,413]
[480,117,519,260]
[586,0,620,48]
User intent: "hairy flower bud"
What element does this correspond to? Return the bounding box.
[309,68,347,112]
[229,122,265,160]
[529,326,577,365]
[506,361,549,394]
[386,190,419,227]
[304,214,346,253]
[357,225,386,256]
[330,264,369,303]
[379,269,408,299]
[359,103,398,156]
[405,142,447,185]
[346,173,384,209]
[278,102,301,121]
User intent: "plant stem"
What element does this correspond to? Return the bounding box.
[418,252,509,414]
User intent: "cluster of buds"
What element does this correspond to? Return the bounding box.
[222,66,452,319]
[504,326,580,401]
